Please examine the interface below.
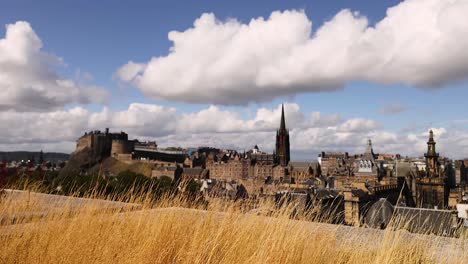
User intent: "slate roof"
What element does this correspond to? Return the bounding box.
[393,206,456,235]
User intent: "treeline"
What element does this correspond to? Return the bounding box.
[4,169,202,203]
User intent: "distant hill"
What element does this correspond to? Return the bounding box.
[0,151,70,162]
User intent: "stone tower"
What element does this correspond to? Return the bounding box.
[275,104,290,166]
[416,130,448,208]
[424,130,440,177]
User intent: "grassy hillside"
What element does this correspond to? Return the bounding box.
[60,154,153,179]
[88,158,153,177]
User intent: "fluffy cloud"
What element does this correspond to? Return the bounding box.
[117,0,468,105]
[0,21,108,111]
[1,103,467,159]
[0,108,89,145]
[114,61,146,82]
[89,104,178,138]
[338,118,380,133]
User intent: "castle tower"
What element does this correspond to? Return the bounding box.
[424,130,440,177]
[275,104,290,166]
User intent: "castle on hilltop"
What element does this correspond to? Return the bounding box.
[76,128,134,160]
[75,128,185,164]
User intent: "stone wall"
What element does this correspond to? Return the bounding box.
[76,135,92,152]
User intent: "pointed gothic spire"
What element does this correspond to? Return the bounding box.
[280,103,286,131]
[276,103,290,166]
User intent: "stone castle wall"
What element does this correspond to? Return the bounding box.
[76,135,92,153]
[111,139,134,156]
[92,134,113,159]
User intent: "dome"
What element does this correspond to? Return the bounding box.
[365,198,394,229]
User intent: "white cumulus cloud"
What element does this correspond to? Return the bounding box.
[116,0,468,105]
[0,21,108,111]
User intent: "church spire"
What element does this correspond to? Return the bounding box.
[276,103,290,167]
[280,104,286,131]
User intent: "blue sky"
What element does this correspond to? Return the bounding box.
[0,0,467,159]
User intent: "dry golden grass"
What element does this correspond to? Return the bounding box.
[0,189,466,264]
